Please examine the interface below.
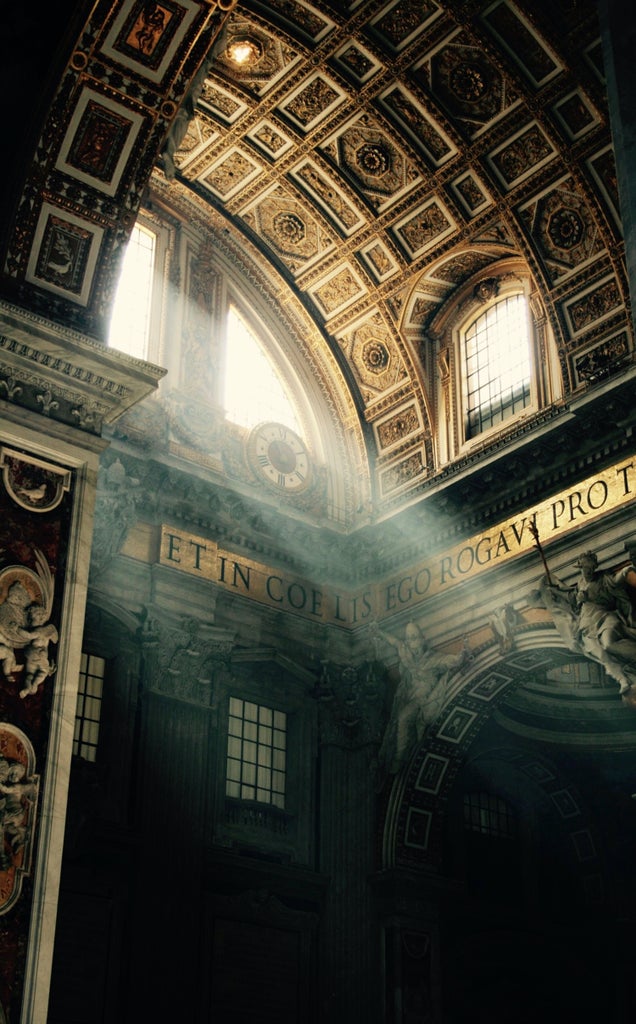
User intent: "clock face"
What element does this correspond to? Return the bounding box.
[248,423,312,492]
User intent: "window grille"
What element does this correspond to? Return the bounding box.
[73,653,105,762]
[463,791,516,838]
[225,697,287,808]
[464,293,532,438]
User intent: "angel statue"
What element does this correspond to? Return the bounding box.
[370,620,470,775]
[0,550,58,698]
[528,525,636,702]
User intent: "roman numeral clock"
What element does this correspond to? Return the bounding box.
[246,422,313,494]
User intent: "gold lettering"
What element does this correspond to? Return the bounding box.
[157,456,636,628]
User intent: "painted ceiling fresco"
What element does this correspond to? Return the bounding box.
[0,0,631,523]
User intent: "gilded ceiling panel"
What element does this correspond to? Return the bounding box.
[552,90,599,143]
[319,112,425,213]
[373,401,424,454]
[337,311,409,401]
[245,119,296,160]
[378,445,429,500]
[332,38,384,85]
[358,238,402,284]
[309,262,369,321]
[448,170,493,218]
[239,183,336,275]
[199,78,250,124]
[213,15,302,94]
[277,71,349,133]
[378,83,458,169]
[481,1,563,88]
[289,159,367,237]
[416,28,520,138]
[392,196,457,261]
[255,0,336,44]
[198,145,264,200]
[518,175,606,284]
[487,121,557,191]
[369,0,442,52]
[561,275,623,341]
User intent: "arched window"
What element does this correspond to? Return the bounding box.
[108,221,158,360]
[430,260,561,464]
[463,292,532,439]
[108,216,305,435]
[223,304,302,434]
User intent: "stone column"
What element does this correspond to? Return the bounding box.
[315,662,384,1023]
[125,603,235,1020]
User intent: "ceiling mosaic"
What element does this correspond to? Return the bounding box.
[0,0,631,522]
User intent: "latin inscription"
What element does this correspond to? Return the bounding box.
[159,457,636,627]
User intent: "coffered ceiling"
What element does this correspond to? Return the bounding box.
[0,0,632,527]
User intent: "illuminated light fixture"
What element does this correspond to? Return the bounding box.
[226,36,263,67]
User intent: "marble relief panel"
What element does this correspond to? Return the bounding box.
[415,752,450,796]
[25,203,105,306]
[99,0,204,85]
[0,448,73,1019]
[55,87,147,197]
[404,807,433,851]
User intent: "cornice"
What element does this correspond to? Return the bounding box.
[0,300,166,435]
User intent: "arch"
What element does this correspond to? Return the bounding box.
[404,253,563,465]
[380,629,636,875]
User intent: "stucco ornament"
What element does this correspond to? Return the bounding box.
[0,549,58,698]
[0,723,39,914]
